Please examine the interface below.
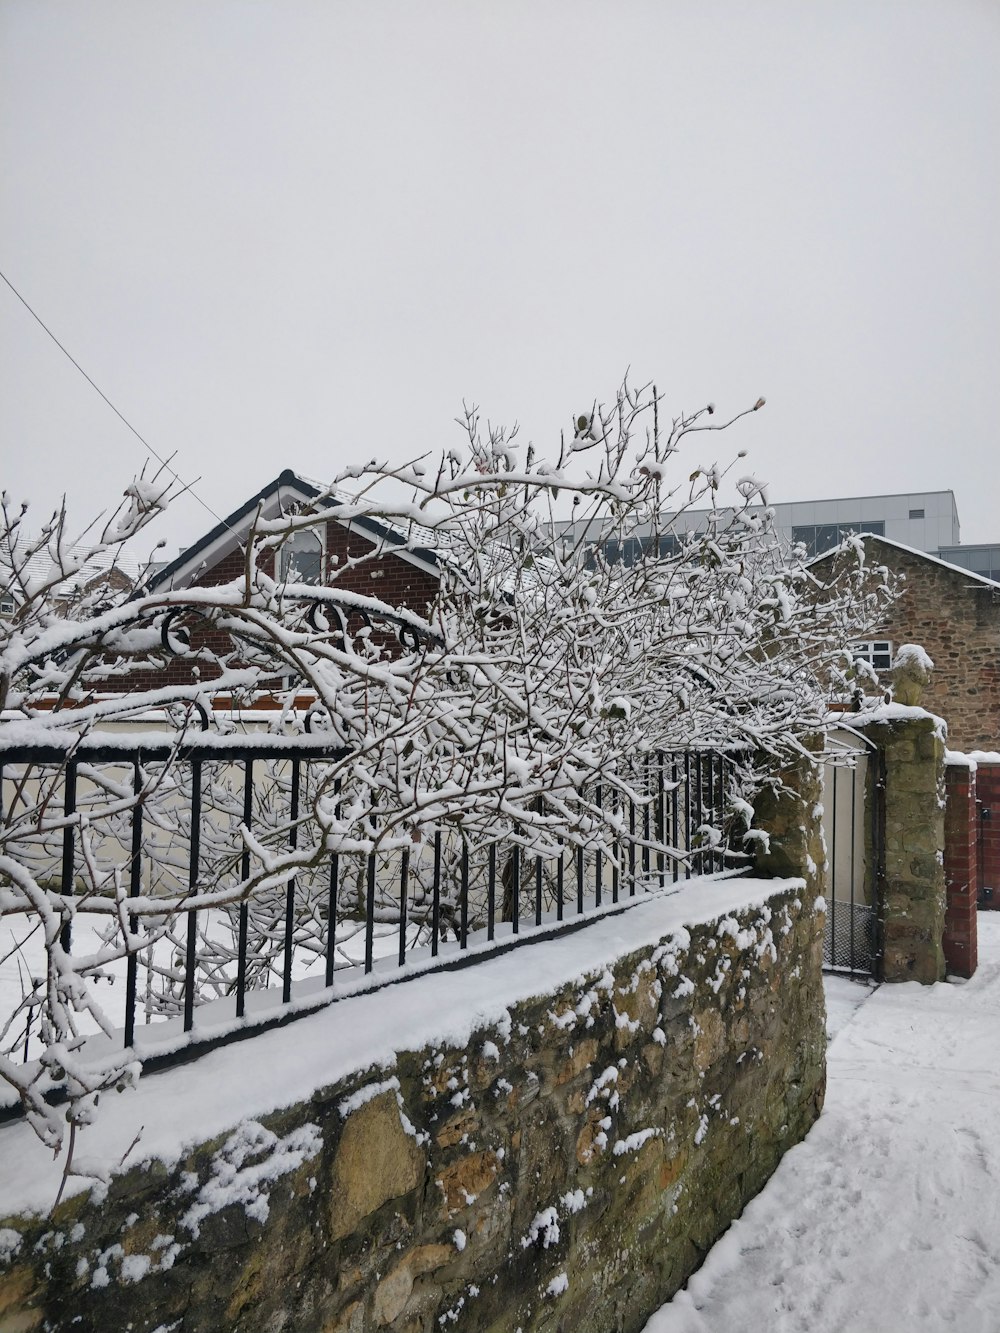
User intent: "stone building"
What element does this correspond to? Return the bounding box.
[814,533,1000,753]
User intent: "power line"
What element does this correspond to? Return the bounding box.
[0,265,228,529]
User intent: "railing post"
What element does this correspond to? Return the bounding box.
[282,758,300,1003]
[487,842,496,941]
[398,847,410,966]
[124,761,143,1048]
[642,753,651,880]
[183,758,202,1033]
[510,833,520,934]
[461,840,470,947]
[236,757,252,1017]
[365,843,377,972]
[325,776,341,987]
[59,760,77,955]
[534,796,544,926]
[628,786,636,896]
[431,830,442,954]
[556,839,564,919]
[611,786,620,905]
[594,782,603,909]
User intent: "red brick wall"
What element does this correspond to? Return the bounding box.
[975,763,1000,912]
[943,763,979,975]
[93,518,440,694]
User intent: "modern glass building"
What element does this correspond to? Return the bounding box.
[554,489,978,565]
[775,490,960,557]
[935,545,1000,581]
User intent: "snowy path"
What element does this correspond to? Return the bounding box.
[644,916,1000,1333]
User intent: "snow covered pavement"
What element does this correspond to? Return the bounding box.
[644,915,1000,1333]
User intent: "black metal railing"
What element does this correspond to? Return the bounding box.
[1,734,745,1070]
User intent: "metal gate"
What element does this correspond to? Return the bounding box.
[821,734,886,978]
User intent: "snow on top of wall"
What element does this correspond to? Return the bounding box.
[944,750,978,771]
[0,874,807,1218]
[834,701,947,740]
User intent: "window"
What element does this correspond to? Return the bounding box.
[852,640,893,672]
[582,536,657,567]
[791,521,885,557]
[909,508,925,520]
[635,532,699,559]
[620,537,648,566]
[278,530,324,585]
[0,595,14,617]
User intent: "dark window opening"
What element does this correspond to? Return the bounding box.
[853,640,893,672]
[791,521,885,557]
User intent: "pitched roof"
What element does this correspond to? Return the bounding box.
[144,469,441,592]
[811,532,1000,591]
[1,536,141,604]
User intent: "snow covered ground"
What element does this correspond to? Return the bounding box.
[644,915,1000,1333]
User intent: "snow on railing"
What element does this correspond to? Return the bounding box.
[1,736,743,1104]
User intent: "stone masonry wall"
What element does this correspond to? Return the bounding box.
[854,711,947,984]
[0,887,825,1333]
[863,539,1000,752]
[749,742,825,905]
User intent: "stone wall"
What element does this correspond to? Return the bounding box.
[0,885,825,1333]
[750,741,825,903]
[853,538,1000,752]
[851,710,947,983]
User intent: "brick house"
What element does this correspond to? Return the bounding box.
[127,469,442,696]
[1,543,137,620]
[813,534,1000,752]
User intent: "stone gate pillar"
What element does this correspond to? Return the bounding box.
[751,739,826,904]
[855,712,946,984]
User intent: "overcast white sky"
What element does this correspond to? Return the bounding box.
[2,1,998,554]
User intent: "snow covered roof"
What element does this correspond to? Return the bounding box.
[809,532,1000,591]
[1,536,142,606]
[143,469,442,593]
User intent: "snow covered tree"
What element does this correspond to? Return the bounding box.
[0,382,895,1155]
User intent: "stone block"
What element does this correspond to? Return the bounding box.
[329,1089,426,1241]
[435,1150,500,1216]
[373,1245,453,1326]
[554,1038,598,1087]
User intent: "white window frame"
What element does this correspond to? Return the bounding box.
[852,640,893,672]
[278,528,325,586]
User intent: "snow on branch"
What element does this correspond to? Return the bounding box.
[0,380,896,1161]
